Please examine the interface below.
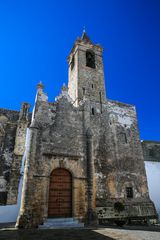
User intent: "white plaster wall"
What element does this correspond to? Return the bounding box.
[145,161,160,218]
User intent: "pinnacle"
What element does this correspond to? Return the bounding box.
[36,81,44,90]
[81,30,93,44]
[61,83,68,92]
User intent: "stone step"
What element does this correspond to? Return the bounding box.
[46,218,75,222]
[39,218,84,229]
[45,221,79,225]
[42,221,79,226]
[39,223,84,229]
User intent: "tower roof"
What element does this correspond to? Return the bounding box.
[81,30,93,45]
[68,30,102,61]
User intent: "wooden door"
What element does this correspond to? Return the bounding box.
[48,168,72,218]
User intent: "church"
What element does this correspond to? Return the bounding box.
[0,32,157,228]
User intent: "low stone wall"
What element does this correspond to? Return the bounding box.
[96,202,157,220]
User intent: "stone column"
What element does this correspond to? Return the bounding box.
[16,123,39,228]
[86,128,97,225]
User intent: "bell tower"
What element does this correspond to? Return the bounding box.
[68,31,106,106]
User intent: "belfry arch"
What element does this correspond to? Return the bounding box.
[48,168,72,218]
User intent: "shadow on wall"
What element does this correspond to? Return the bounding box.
[145,161,160,219]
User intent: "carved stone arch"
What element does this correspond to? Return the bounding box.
[48,165,75,179]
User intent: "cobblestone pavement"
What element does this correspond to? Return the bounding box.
[0,226,160,240]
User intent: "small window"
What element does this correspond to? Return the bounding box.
[92,84,94,89]
[82,87,85,95]
[91,108,95,115]
[120,133,127,144]
[71,55,74,70]
[126,187,133,198]
[0,192,7,204]
[86,50,95,69]
[149,149,154,157]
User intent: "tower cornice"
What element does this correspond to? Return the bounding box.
[67,32,103,62]
[68,40,103,63]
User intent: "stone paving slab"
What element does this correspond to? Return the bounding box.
[95,228,160,240]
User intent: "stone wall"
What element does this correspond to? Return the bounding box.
[142,141,160,162]
[106,100,149,200]
[16,87,92,227]
[90,99,155,220]
[0,103,30,205]
[0,108,19,204]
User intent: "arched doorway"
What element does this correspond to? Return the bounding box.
[48,168,72,218]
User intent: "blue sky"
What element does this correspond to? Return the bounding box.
[0,0,160,140]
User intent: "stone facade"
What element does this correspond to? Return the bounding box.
[0,32,158,228]
[0,104,30,205]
